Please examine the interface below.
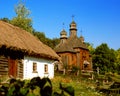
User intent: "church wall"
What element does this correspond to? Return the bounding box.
[79,49,92,71]
[57,49,92,71]
[58,52,77,69]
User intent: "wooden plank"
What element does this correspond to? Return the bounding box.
[17,60,23,78]
[0,56,8,77]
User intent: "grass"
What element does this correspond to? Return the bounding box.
[51,73,104,96]
[0,73,106,96]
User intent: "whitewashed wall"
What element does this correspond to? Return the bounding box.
[23,56,55,79]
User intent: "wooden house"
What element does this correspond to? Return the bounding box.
[0,20,59,79]
[54,20,92,73]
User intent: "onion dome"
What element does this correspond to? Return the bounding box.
[60,29,67,39]
[70,20,77,30]
[80,35,84,43]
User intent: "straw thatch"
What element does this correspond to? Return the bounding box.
[0,20,59,60]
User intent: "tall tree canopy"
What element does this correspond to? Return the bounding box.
[116,48,120,65]
[114,48,120,74]
[92,43,116,74]
[10,0,33,33]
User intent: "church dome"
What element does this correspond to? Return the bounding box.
[60,29,67,39]
[60,29,67,36]
[71,20,76,25]
[69,20,77,37]
[80,35,84,43]
[70,20,77,29]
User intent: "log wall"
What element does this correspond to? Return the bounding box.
[17,60,23,78]
[0,56,8,76]
[0,56,23,79]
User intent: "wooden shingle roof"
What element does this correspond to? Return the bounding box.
[54,36,88,53]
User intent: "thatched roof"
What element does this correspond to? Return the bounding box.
[0,20,59,60]
[54,36,88,53]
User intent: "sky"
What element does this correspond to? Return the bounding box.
[0,0,120,50]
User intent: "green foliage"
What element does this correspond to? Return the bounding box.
[71,65,79,73]
[0,18,10,23]
[52,38,60,49]
[114,48,120,74]
[0,77,74,96]
[52,74,103,96]
[59,83,74,96]
[116,48,120,63]
[10,17,33,33]
[33,31,60,49]
[15,0,30,18]
[93,43,116,74]
[10,0,33,33]
[96,73,120,95]
[85,42,95,54]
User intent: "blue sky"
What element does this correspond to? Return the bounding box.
[0,0,120,50]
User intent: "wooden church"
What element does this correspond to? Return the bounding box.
[54,20,93,73]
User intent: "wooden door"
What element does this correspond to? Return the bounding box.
[8,58,18,78]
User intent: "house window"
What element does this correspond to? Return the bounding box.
[33,62,37,73]
[44,64,48,73]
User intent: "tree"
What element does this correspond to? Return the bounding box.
[85,42,95,55]
[10,0,33,33]
[0,17,10,23]
[33,31,46,42]
[50,38,60,49]
[116,48,120,65]
[93,43,116,74]
[33,31,60,49]
[115,48,120,74]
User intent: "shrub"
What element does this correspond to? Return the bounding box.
[0,77,74,96]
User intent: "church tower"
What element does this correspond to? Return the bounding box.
[80,35,84,43]
[60,29,67,43]
[69,17,77,37]
[80,30,84,43]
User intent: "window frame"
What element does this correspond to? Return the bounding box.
[44,64,48,73]
[32,62,38,73]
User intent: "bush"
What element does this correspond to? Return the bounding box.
[0,77,74,96]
